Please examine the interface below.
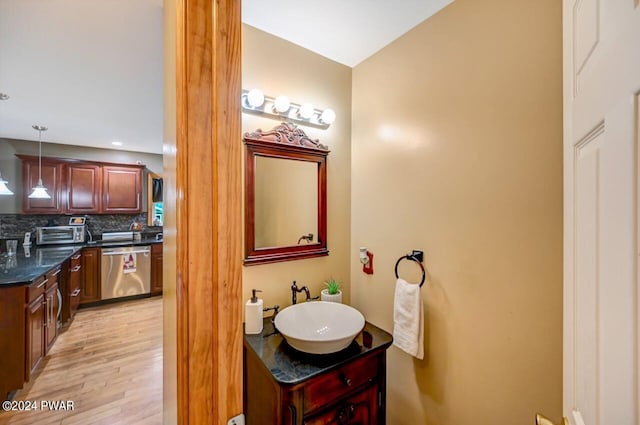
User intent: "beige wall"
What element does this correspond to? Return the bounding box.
[350,0,563,424]
[242,25,352,310]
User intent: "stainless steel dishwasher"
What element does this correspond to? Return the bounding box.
[101,245,151,300]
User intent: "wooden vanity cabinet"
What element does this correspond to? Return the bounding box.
[244,322,392,425]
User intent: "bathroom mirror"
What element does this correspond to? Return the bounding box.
[147,172,163,227]
[244,122,329,265]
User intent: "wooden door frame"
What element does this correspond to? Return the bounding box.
[174,0,243,423]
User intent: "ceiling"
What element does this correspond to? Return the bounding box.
[0,0,452,154]
[243,0,453,67]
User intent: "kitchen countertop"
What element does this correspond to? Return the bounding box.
[0,238,162,286]
[244,318,393,385]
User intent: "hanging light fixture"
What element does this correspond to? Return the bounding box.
[0,171,13,195]
[28,125,51,199]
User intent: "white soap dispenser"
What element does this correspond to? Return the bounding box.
[245,289,264,334]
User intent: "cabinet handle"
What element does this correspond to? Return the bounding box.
[71,254,81,260]
[50,269,61,277]
[37,278,48,289]
[339,374,352,387]
[336,404,356,424]
[71,288,81,297]
[71,265,81,272]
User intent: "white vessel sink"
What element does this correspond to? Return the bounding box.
[274,301,365,354]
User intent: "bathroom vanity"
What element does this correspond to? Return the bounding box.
[243,319,393,424]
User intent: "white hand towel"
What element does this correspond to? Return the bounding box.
[392,277,424,359]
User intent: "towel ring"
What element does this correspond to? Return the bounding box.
[394,250,426,287]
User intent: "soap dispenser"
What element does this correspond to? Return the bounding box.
[245,289,264,334]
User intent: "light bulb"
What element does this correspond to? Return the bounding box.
[298,103,314,120]
[320,109,336,124]
[246,89,264,108]
[273,95,290,113]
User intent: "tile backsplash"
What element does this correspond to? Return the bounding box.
[0,213,162,240]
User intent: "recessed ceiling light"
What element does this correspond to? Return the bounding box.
[0,93,9,100]
[112,141,123,146]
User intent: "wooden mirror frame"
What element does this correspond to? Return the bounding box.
[244,122,329,265]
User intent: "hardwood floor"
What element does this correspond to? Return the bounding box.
[0,297,162,425]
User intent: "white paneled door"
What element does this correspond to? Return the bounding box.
[561,1,640,425]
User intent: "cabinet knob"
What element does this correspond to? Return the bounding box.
[339,374,352,387]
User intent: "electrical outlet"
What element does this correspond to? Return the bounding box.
[227,413,245,425]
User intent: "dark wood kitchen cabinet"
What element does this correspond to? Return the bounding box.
[66,163,102,213]
[244,322,392,425]
[18,155,144,214]
[80,247,101,304]
[25,274,47,382]
[44,269,60,353]
[0,285,26,399]
[21,157,64,213]
[60,252,82,324]
[150,243,163,295]
[102,165,142,213]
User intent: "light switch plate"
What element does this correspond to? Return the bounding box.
[227,414,245,425]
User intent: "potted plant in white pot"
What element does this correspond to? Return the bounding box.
[321,278,342,303]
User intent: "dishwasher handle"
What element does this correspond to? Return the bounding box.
[102,249,151,256]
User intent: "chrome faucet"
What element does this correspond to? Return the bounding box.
[291,281,311,304]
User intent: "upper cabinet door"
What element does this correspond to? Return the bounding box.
[67,164,102,214]
[22,159,64,214]
[102,166,142,213]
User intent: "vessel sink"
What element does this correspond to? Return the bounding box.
[274,301,365,354]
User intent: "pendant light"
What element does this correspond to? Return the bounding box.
[0,171,13,195]
[28,125,51,199]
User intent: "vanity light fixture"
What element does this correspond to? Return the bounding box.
[241,89,336,129]
[28,125,51,199]
[0,171,14,195]
[273,95,290,113]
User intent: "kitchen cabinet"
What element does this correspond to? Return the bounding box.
[0,285,26,399]
[44,268,60,353]
[21,157,64,213]
[80,247,101,304]
[102,166,142,213]
[66,163,102,213]
[18,155,144,214]
[244,321,392,425]
[68,253,82,317]
[25,275,47,382]
[150,243,163,295]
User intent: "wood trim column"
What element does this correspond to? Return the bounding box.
[176,0,242,423]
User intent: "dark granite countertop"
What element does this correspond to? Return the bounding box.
[0,238,162,286]
[244,318,393,386]
[0,245,83,286]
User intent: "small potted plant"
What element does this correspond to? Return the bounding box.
[321,278,342,303]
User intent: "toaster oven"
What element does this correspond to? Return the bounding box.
[36,226,86,245]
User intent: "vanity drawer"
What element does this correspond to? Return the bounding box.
[303,353,379,414]
[27,276,47,303]
[303,384,378,425]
